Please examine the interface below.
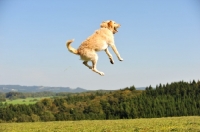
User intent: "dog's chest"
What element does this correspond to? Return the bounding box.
[97,41,108,51]
[102,41,108,49]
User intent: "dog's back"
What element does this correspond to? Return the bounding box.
[78,28,114,53]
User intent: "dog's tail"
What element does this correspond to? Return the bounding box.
[66,39,79,55]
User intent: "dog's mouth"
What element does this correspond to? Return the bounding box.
[114,27,118,32]
[113,27,118,34]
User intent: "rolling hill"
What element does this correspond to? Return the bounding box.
[0,85,86,93]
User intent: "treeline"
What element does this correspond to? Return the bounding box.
[0,90,113,101]
[0,91,78,101]
[0,81,200,122]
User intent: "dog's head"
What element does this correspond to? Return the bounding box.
[100,20,120,34]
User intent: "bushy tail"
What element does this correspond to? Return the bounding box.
[66,39,79,55]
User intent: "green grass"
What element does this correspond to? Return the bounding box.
[4,97,48,105]
[0,116,200,132]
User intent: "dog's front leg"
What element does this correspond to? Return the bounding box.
[105,48,114,64]
[110,44,123,61]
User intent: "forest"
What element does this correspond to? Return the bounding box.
[0,80,200,122]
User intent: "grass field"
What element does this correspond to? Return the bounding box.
[0,116,199,132]
[4,97,48,105]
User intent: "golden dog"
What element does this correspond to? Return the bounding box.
[66,20,123,76]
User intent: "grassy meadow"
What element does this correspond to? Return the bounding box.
[0,116,200,132]
[4,97,48,105]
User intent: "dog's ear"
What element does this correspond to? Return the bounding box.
[107,21,113,28]
[108,21,112,27]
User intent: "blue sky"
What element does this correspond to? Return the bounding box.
[0,0,200,90]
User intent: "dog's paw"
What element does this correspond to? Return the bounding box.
[119,58,123,61]
[99,72,105,76]
[110,58,114,64]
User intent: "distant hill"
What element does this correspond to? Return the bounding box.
[136,87,146,90]
[0,85,86,93]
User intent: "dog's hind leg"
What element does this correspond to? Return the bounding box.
[105,48,114,64]
[83,61,92,69]
[91,54,104,76]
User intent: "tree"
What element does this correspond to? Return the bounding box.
[40,111,55,121]
[17,114,31,122]
[129,85,136,91]
[30,114,40,122]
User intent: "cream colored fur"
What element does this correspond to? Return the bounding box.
[66,20,123,76]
